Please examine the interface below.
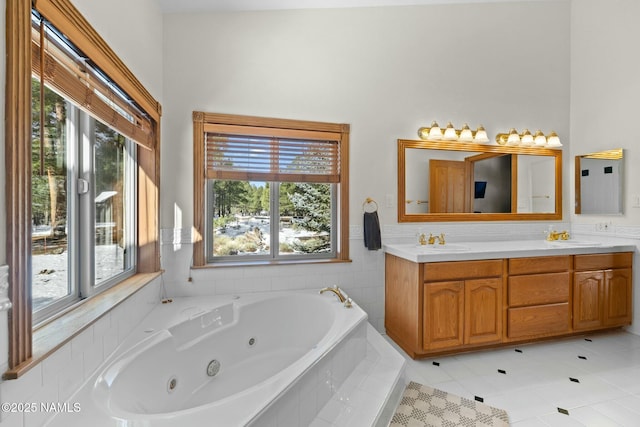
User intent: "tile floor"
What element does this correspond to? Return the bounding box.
[386,330,640,426]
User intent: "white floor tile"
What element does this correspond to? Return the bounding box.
[391,330,640,426]
[566,406,622,427]
[591,400,640,426]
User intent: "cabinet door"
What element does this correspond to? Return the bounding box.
[573,270,604,330]
[424,281,464,350]
[465,278,502,345]
[604,268,632,327]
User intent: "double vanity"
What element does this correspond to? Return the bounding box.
[384,240,635,358]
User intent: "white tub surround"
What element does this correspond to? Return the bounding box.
[48,290,403,426]
[384,239,636,263]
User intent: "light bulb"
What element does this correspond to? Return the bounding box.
[428,121,442,140]
[507,128,520,145]
[473,125,489,143]
[520,129,533,145]
[533,130,547,146]
[443,122,458,140]
[459,123,473,142]
[546,131,562,147]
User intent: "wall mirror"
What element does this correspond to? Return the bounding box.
[398,139,563,222]
[575,148,623,215]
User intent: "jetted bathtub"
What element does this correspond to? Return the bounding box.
[56,290,368,426]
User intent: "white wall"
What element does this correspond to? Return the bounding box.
[159,1,571,328]
[570,0,640,225]
[161,1,571,228]
[70,0,164,100]
[570,0,640,333]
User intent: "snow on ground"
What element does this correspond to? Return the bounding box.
[32,245,125,310]
[32,216,323,310]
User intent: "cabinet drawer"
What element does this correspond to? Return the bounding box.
[508,272,570,307]
[509,256,571,275]
[508,303,570,339]
[574,252,633,271]
[423,260,503,281]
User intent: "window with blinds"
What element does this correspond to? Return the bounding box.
[193,113,350,265]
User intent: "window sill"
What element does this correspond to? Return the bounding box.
[3,271,162,380]
[192,257,353,269]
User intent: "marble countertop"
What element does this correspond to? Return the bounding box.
[383,239,636,263]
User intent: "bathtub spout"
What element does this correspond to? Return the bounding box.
[319,286,347,303]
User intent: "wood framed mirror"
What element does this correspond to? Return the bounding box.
[398,139,563,222]
[575,148,623,215]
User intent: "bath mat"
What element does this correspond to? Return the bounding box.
[390,381,510,427]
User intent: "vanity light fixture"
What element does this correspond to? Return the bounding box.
[458,123,474,142]
[495,128,563,148]
[423,121,442,140]
[506,128,520,145]
[546,131,562,147]
[418,122,490,143]
[520,129,534,146]
[533,130,547,146]
[473,125,490,143]
[443,122,458,140]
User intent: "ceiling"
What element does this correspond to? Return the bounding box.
[154,0,556,13]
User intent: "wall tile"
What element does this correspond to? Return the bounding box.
[82,339,104,381]
[57,362,84,403]
[0,412,24,427]
[41,343,71,388]
[70,327,94,362]
[23,382,57,427]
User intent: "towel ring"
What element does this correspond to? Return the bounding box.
[363,197,378,213]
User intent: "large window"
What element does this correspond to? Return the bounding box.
[4,0,161,374]
[31,79,137,321]
[193,113,350,265]
[30,13,139,322]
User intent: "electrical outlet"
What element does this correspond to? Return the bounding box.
[595,221,613,232]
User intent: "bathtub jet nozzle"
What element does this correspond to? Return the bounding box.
[207,359,221,377]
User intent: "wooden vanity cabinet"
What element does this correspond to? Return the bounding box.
[385,251,633,359]
[423,260,503,351]
[384,254,503,357]
[423,278,504,350]
[573,252,633,330]
[506,256,571,340]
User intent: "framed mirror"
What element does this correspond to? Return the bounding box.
[398,139,563,222]
[575,148,623,215]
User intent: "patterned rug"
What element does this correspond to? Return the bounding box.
[390,381,510,427]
